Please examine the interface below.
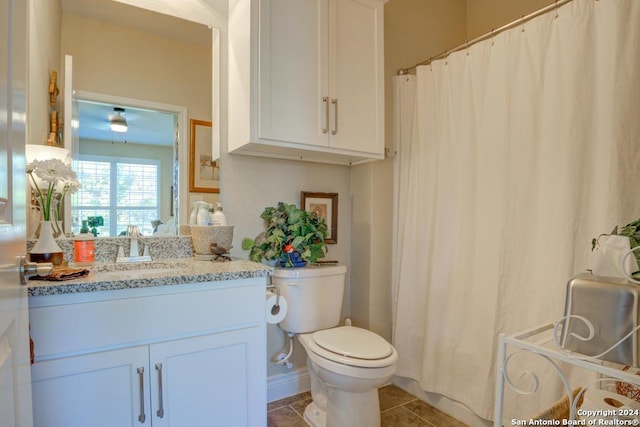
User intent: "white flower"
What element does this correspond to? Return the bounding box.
[30,159,76,183]
[26,158,80,221]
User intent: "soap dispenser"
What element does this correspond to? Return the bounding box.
[189,201,199,225]
[195,201,211,226]
[74,220,95,266]
[211,202,227,226]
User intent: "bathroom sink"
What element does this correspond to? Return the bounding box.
[90,260,191,277]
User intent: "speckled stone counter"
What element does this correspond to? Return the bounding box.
[27,235,195,263]
[27,259,272,297]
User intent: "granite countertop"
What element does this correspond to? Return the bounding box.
[27,259,273,297]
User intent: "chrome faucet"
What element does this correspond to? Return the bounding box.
[128,225,141,257]
[116,225,152,263]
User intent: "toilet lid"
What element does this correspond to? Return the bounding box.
[312,326,393,360]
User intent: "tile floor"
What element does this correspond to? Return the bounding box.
[267,384,469,426]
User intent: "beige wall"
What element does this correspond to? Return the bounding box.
[466,0,553,39]
[61,14,211,115]
[226,155,353,377]
[28,0,62,147]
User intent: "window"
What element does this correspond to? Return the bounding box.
[72,155,160,237]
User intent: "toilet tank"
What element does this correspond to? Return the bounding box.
[273,264,347,333]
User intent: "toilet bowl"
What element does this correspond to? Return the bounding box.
[297,326,398,427]
[273,265,398,427]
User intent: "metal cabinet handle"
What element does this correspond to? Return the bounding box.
[322,97,329,134]
[155,363,164,418]
[331,98,338,135]
[137,367,146,423]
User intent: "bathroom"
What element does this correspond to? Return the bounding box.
[3,0,639,426]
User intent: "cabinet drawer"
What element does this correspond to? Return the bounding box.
[30,282,264,360]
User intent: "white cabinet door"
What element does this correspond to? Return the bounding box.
[150,328,265,427]
[328,0,384,154]
[0,0,31,425]
[258,0,328,147]
[31,346,151,427]
[257,0,384,155]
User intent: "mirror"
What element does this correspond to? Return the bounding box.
[60,0,218,234]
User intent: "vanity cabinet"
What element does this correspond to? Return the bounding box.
[228,0,385,165]
[29,279,267,427]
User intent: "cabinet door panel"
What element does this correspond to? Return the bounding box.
[329,0,384,154]
[259,0,329,146]
[0,335,17,427]
[150,328,265,427]
[31,347,150,427]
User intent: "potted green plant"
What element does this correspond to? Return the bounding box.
[242,202,328,267]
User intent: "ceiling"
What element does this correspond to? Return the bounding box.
[77,100,176,146]
[61,0,211,146]
[60,0,212,47]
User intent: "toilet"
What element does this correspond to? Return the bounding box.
[273,264,398,427]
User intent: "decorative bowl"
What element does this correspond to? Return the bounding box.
[190,225,234,256]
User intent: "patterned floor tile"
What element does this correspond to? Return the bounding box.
[379,384,418,411]
[267,385,469,427]
[403,399,468,426]
[381,406,434,426]
[267,405,309,427]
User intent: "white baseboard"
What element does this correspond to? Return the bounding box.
[267,368,311,403]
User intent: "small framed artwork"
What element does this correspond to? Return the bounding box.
[189,119,219,193]
[301,192,338,244]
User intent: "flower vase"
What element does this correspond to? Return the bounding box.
[50,198,65,238]
[29,221,64,265]
[279,251,307,268]
[51,218,64,238]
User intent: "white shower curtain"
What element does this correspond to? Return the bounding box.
[392,0,640,421]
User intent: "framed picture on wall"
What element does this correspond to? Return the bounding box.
[189,119,219,193]
[301,192,338,244]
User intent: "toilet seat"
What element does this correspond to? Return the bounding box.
[301,326,397,368]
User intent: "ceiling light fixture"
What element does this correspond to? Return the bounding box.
[110,107,128,133]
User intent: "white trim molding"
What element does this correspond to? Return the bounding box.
[267,368,310,403]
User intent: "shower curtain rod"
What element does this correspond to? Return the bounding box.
[396,0,574,75]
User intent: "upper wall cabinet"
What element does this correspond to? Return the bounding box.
[228,0,385,166]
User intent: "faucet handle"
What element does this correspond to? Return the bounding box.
[127,225,141,237]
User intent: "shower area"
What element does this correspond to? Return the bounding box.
[390,0,640,423]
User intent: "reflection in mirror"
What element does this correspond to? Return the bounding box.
[60,0,215,235]
[71,97,180,237]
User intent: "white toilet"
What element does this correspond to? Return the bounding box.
[273,264,398,427]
